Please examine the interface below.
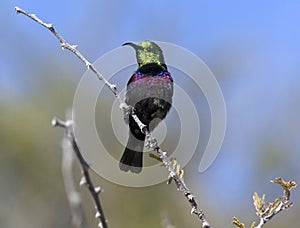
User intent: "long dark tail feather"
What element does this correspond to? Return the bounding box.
[119,132,145,173]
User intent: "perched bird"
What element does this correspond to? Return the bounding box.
[119,41,174,173]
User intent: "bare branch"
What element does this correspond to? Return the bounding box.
[60,110,87,227]
[52,117,108,228]
[61,131,87,227]
[15,6,210,227]
[14,6,119,98]
[233,177,297,228]
[132,109,211,227]
[253,178,297,228]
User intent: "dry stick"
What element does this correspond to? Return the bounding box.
[61,127,87,228]
[61,110,88,227]
[254,178,296,228]
[133,113,211,228]
[14,6,211,228]
[233,178,297,228]
[14,7,118,98]
[52,118,108,228]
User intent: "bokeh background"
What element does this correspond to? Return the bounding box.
[1,1,300,227]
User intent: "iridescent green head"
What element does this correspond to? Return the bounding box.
[123,41,167,71]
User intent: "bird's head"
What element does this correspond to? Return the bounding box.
[123,41,166,71]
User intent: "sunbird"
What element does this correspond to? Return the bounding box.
[120,41,174,173]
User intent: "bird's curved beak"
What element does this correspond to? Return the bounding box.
[122,42,143,50]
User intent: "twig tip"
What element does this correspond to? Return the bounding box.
[14,6,21,13]
[51,117,58,126]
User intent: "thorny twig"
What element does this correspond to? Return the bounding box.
[14,7,118,98]
[61,112,87,227]
[233,177,297,228]
[15,6,211,227]
[52,117,108,228]
[134,108,211,227]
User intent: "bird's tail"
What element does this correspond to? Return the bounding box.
[119,132,145,173]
